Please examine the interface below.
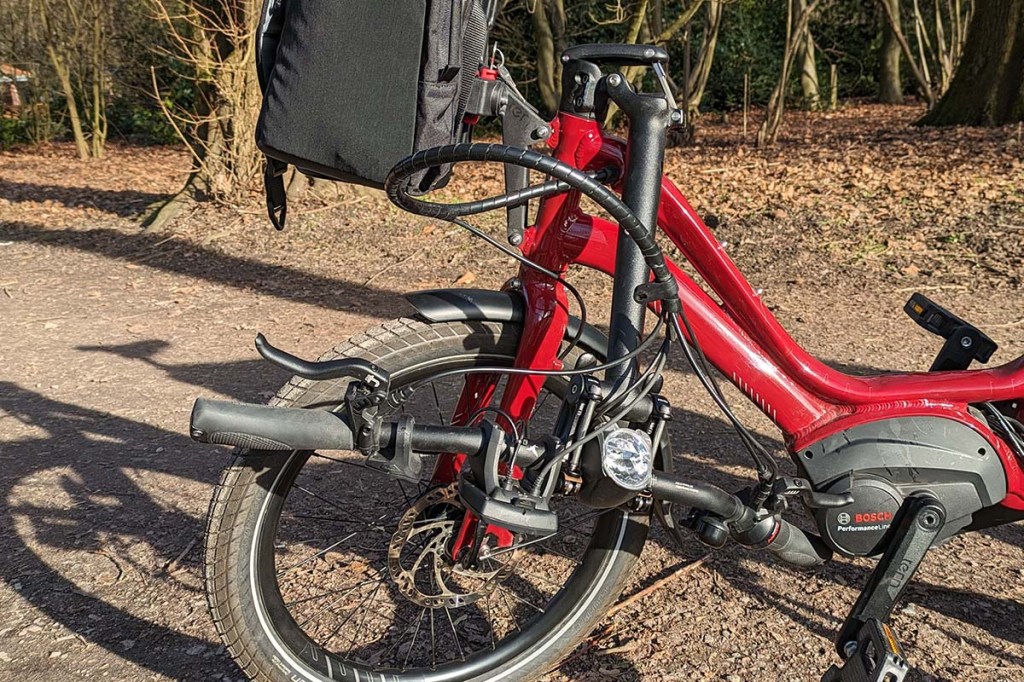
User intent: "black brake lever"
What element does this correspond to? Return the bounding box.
[255,334,390,389]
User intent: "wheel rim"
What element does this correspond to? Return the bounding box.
[246,349,633,680]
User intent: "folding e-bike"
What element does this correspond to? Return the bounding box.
[191,44,1024,682]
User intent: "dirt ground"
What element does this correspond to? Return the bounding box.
[1,104,1022,681]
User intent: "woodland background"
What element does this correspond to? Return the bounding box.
[1,0,1022,226]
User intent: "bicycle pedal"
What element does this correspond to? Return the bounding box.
[458,478,558,536]
[903,293,997,371]
[821,618,909,682]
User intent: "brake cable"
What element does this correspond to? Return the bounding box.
[451,217,588,360]
[386,142,779,501]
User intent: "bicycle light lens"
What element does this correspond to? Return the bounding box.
[602,428,654,491]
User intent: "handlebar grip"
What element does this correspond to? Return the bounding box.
[190,398,355,452]
[190,399,496,457]
[768,518,833,569]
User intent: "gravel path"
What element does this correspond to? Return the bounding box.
[1,109,1022,681]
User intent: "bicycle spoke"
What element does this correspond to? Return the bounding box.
[343,580,384,649]
[276,531,359,576]
[361,604,424,662]
[430,383,447,426]
[285,512,391,526]
[496,584,547,614]
[534,390,552,419]
[296,576,382,629]
[293,485,374,525]
[444,606,466,661]
[482,597,497,649]
[402,607,427,671]
[310,452,366,469]
[284,577,378,607]
[396,479,413,505]
[496,586,522,632]
[487,557,566,592]
[321,580,384,650]
[429,600,437,669]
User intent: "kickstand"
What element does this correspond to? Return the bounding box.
[821,495,946,682]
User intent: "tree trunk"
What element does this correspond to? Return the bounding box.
[920,0,1024,125]
[794,0,821,108]
[686,0,721,111]
[878,0,903,102]
[146,0,263,229]
[530,0,565,116]
[46,45,89,160]
[89,2,106,160]
[757,0,823,147]
[34,0,98,159]
[875,0,936,107]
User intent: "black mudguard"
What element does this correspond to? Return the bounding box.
[405,288,609,359]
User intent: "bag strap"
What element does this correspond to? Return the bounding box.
[259,0,288,229]
[264,159,288,231]
[257,0,286,89]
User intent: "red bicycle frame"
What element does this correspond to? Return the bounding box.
[437,110,1024,514]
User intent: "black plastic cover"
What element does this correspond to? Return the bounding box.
[562,44,670,67]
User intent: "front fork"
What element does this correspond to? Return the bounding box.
[432,268,571,558]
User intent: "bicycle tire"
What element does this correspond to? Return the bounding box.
[204,317,649,682]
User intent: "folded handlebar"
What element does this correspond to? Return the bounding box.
[189,398,541,461]
[190,397,831,568]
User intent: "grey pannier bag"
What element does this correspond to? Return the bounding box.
[256,0,491,229]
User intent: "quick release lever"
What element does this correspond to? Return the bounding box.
[773,477,854,509]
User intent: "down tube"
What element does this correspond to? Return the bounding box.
[655,177,1024,404]
[567,215,834,439]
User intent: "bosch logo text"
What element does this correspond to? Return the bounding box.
[854,511,893,524]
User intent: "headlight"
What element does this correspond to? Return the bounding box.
[601,428,653,491]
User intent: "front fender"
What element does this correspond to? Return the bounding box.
[404,288,609,359]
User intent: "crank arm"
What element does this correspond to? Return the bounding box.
[821,495,945,682]
[834,495,945,655]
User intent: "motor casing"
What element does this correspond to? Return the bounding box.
[796,416,1006,557]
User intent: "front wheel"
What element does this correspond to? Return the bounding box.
[204,317,649,682]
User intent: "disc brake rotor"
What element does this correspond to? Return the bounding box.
[388,483,516,608]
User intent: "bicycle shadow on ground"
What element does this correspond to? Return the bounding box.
[0,380,241,679]
[76,339,291,404]
[3,357,1022,681]
[0,181,169,218]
